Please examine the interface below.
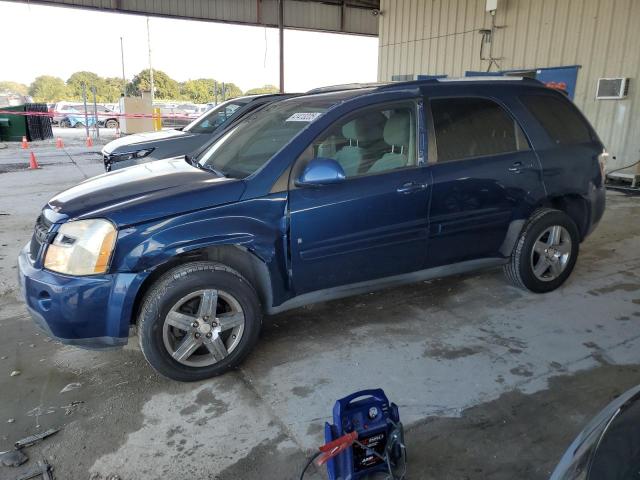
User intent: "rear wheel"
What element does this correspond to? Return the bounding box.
[105,119,119,129]
[504,208,580,293]
[59,118,71,128]
[138,261,262,381]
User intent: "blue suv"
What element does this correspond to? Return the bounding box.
[18,78,606,381]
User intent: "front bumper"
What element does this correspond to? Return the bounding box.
[18,244,146,349]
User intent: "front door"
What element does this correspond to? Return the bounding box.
[425,96,545,267]
[288,101,431,295]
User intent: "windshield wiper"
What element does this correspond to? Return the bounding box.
[199,163,226,177]
[185,154,225,176]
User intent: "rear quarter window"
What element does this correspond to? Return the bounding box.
[520,94,595,145]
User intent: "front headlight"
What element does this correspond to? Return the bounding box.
[44,219,116,275]
[111,148,154,163]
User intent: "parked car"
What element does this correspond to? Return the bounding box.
[550,383,640,479]
[102,94,294,171]
[51,102,83,126]
[92,104,120,129]
[53,103,119,129]
[18,78,606,381]
[63,110,98,129]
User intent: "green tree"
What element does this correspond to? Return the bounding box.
[222,82,243,100]
[181,79,216,103]
[0,81,28,95]
[67,71,104,100]
[103,77,125,102]
[28,76,70,102]
[130,69,180,100]
[245,84,279,95]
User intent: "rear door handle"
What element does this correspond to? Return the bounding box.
[508,161,523,173]
[397,182,427,194]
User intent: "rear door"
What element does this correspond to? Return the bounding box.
[425,96,545,267]
[288,100,431,294]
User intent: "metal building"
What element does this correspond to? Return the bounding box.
[378,0,639,173]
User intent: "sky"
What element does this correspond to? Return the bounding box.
[0,1,379,92]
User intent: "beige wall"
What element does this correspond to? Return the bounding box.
[378,0,640,170]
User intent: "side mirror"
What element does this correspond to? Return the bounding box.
[295,158,346,187]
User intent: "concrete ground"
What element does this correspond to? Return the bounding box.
[1,136,640,479]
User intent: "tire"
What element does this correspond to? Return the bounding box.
[59,118,71,128]
[138,261,262,381]
[105,119,119,129]
[504,208,580,293]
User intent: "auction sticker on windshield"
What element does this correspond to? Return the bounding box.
[286,112,323,122]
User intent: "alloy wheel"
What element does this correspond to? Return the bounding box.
[162,289,245,367]
[530,225,572,282]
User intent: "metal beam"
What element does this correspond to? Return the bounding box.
[5,0,379,36]
[279,0,285,93]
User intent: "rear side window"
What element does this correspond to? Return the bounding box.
[520,94,594,145]
[431,97,529,162]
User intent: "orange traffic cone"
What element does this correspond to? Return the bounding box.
[21,136,28,149]
[86,136,93,147]
[55,137,64,149]
[29,152,40,169]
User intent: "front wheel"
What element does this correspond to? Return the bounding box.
[138,261,262,381]
[504,208,580,293]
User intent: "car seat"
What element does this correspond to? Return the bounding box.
[368,112,411,173]
[334,114,386,177]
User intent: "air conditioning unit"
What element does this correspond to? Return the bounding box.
[391,74,415,82]
[596,77,631,99]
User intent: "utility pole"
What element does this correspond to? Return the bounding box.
[120,36,126,96]
[146,17,155,101]
[278,0,284,93]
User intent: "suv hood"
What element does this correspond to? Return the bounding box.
[47,158,245,226]
[103,129,199,154]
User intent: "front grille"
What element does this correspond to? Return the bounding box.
[30,214,53,262]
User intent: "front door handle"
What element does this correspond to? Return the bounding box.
[508,161,523,173]
[397,182,427,194]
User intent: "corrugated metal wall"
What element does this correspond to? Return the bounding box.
[7,0,379,36]
[378,0,640,170]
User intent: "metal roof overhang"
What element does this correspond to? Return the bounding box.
[4,0,380,36]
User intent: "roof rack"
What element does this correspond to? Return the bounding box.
[305,82,388,94]
[436,76,524,82]
[304,76,543,97]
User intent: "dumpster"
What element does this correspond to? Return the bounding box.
[0,104,53,142]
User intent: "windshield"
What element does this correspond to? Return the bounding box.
[184,99,247,134]
[196,96,340,179]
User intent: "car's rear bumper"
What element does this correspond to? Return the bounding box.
[18,244,147,350]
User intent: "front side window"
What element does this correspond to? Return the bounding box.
[520,94,595,145]
[197,96,343,178]
[431,97,529,162]
[184,101,245,134]
[304,103,417,178]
